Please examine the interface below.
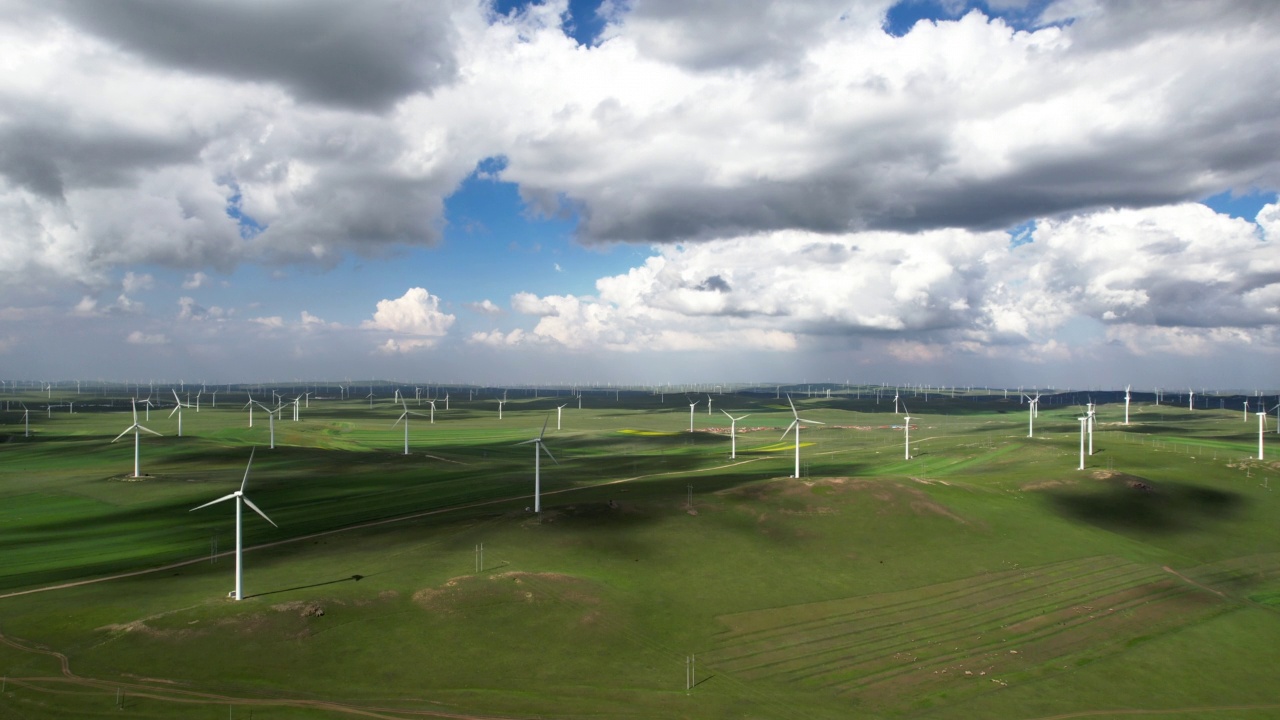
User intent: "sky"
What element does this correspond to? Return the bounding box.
[1,0,1278,388]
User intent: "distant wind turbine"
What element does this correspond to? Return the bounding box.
[392,401,428,455]
[191,448,277,600]
[1124,385,1131,425]
[21,402,29,437]
[688,398,699,432]
[112,399,162,478]
[243,393,255,427]
[722,410,750,459]
[170,390,192,438]
[556,403,567,430]
[1188,388,1195,411]
[255,402,283,449]
[1023,393,1040,437]
[706,394,713,416]
[516,418,558,513]
[782,395,823,478]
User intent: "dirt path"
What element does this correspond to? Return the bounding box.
[0,457,770,600]
[1162,565,1228,598]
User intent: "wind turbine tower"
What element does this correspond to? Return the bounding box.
[517,418,558,513]
[191,448,277,600]
[112,399,162,478]
[1077,415,1088,470]
[722,410,750,459]
[781,395,823,478]
[1124,385,1131,425]
[688,398,699,432]
[556,403,567,430]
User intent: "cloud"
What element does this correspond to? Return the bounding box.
[121,271,153,294]
[362,287,455,350]
[52,0,463,111]
[466,298,503,315]
[182,271,210,289]
[126,330,167,345]
[472,202,1280,359]
[250,316,284,328]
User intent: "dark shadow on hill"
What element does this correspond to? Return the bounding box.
[1044,476,1247,533]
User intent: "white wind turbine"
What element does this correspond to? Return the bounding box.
[21,402,29,437]
[1077,415,1088,470]
[1124,385,1131,425]
[781,395,823,478]
[902,405,912,461]
[1243,398,1250,423]
[210,389,218,408]
[687,398,700,432]
[191,448,277,601]
[1022,393,1041,437]
[556,403,567,430]
[722,410,750,459]
[893,389,900,414]
[497,398,507,419]
[516,418,558,513]
[292,395,301,421]
[1257,408,1273,460]
[170,390,192,438]
[1086,400,1095,456]
[112,399,162,478]
[1188,388,1195,411]
[139,395,154,421]
[706,394,713,416]
[194,390,202,413]
[243,393,255,427]
[426,397,438,424]
[392,401,428,455]
[255,402,283,449]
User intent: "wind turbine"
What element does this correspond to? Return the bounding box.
[1188,388,1195,411]
[497,398,506,420]
[392,401,427,455]
[1086,400,1095,456]
[243,393,255,427]
[1022,393,1040,437]
[194,391,202,413]
[706,394,713,416]
[516,418,558,513]
[781,395,823,478]
[292,395,302,421]
[170,390,192,437]
[256,402,282,449]
[21,402,29,437]
[722,410,750,459]
[556,403,567,430]
[1124,385,1131,425]
[210,389,218,408]
[893,389,900,414]
[1258,408,1271,460]
[687,398,700,432]
[191,448,277,601]
[112,399,162,478]
[426,397,438,424]
[1077,415,1088,470]
[1244,398,1250,423]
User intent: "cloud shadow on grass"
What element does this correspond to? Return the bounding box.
[1044,477,1247,534]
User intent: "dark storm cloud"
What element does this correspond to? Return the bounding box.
[0,123,201,200]
[54,0,459,111]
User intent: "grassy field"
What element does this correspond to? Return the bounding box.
[2,386,1279,718]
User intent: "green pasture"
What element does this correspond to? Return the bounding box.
[2,387,1280,718]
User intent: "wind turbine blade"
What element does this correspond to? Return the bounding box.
[779,419,798,441]
[539,417,549,440]
[801,419,825,425]
[242,496,278,527]
[241,447,256,492]
[392,413,406,429]
[112,425,137,443]
[191,493,238,511]
[541,443,559,465]
[137,424,162,437]
[787,395,799,418]
[721,409,734,420]
[169,404,181,418]
[515,437,537,446]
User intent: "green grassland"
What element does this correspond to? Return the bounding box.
[2,387,1280,718]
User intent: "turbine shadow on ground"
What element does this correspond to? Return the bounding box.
[244,573,369,599]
